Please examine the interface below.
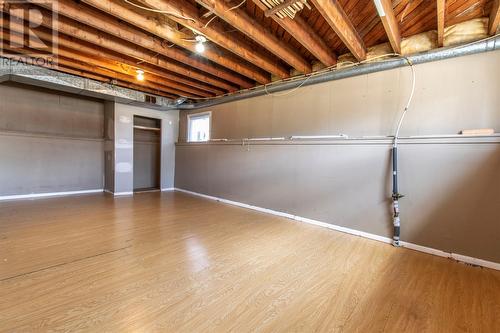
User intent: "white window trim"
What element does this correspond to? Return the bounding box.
[187,111,211,142]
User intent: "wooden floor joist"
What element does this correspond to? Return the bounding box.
[5,5,239,93]
[2,50,178,98]
[133,0,292,79]
[0,0,495,98]
[0,53,173,97]
[1,16,224,96]
[376,0,401,54]
[489,0,500,35]
[1,192,499,331]
[310,0,367,61]
[4,46,197,98]
[28,0,250,90]
[437,0,446,46]
[6,26,212,97]
[195,0,312,74]
[252,0,336,67]
[80,0,269,86]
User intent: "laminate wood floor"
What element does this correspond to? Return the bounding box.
[1,192,499,332]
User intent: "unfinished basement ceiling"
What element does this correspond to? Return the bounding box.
[0,0,498,102]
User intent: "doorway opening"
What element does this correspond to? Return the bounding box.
[133,115,161,192]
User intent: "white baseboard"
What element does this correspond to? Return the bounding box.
[0,189,103,201]
[174,188,500,271]
[161,188,175,192]
[113,191,134,196]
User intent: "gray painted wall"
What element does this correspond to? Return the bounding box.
[179,51,500,140]
[175,51,500,263]
[0,83,105,196]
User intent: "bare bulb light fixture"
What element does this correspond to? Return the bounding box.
[195,35,207,53]
[136,69,145,81]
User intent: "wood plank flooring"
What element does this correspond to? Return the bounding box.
[1,192,499,332]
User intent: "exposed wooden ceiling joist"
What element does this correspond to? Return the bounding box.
[1,38,182,98]
[0,0,496,100]
[264,0,304,17]
[375,0,401,53]
[4,17,212,97]
[79,0,268,86]
[28,0,251,89]
[252,0,336,67]
[5,18,223,95]
[130,0,291,79]
[309,0,367,61]
[195,0,312,74]
[5,4,238,93]
[489,0,500,35]
[437,0,446,46]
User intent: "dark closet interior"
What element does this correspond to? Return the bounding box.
[133,115,161,192]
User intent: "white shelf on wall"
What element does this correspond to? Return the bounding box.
[133,125,161,132]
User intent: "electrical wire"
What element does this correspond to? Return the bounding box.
[391,33,499,146]
[180,34,498,101]
[263,73,313,96]
[393,57,416,147]
[123,0,196,22]
[203,0,247,28]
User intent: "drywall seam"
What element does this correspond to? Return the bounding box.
[174,188,500,271]
[0,189,103,201]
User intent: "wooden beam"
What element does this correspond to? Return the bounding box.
[132,0,291,79]
[264,0,302,17]
[77,0,267,86]
[56,51,210,98]
[375,0,401,54]
[252,0,336,67]
[437,0,446,46]
[1,16,222,95]
[3,17,213,97]
[2,30,196,97]
[5,4,238,92]
[1,43,179,98]
[29,0,253,89]
[489,0,500,35]
[3,16,216,97]
[309,0,366,61]
[195,0,311,74]
[3,55,178,98]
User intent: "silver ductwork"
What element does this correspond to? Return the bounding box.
[179,35,500,110]
[0,60,177,109]
[1,35,498,110]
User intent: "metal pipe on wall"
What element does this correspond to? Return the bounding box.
[178,36,499,110]
[391,146,402,246]
[1,36,498,111]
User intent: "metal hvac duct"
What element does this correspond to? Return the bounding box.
[0,36,498,110]
[178,35,500,110]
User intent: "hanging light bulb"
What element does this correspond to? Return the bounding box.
[136,69,145,81]
[195,35,207,54]
[195,42,205,53]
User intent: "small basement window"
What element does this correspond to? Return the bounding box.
[187,112,211,142]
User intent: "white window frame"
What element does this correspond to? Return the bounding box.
[187,111,211,142]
